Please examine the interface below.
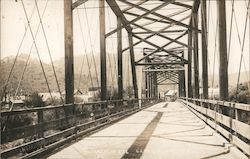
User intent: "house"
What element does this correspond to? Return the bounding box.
[165,90,177,101]
[3,95,26,107]
[39,92,61,101]
[10,99,24,105]
[88,87,100,97]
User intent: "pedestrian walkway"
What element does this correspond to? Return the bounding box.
[47,102,247,159]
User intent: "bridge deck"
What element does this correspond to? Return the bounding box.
[47,102,247,159]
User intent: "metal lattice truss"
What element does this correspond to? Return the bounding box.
[102,0,200,84]
[72,0,201,86]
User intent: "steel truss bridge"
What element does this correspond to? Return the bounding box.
[1,0,250,158]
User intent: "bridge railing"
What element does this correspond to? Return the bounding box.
[179,97,250,157]
[1,98,158,158]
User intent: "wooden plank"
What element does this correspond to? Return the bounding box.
[216,123,231,139]
[207,109,215,119]
[216,113,231,128]
[232,135,250,156]
[206,118,216,129]
[232,120,250,140]
[181,99,250,140]
[182,100,250,156]
[185,98,250,111]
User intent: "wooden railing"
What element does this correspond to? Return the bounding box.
[1,98,157,158]
[179,98,250,157]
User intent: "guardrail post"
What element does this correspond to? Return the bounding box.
[37,110,44,138]
[214,102,218,131]
[106,101,110,120]
[234,104,238,121]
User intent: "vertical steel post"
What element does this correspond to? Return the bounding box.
[144,51,149,99]
[150,73,153,98]
[193,13,200,99]
[64,0,74,105]
[145,72,148,98]
[178,71,182,97]
[188,29,193,98]
[181,53,186,97]
[148,73,152,98]
[201,0,208,99]
[99,0,107,101]
[128,34,139,99]
[217,0,229,101]
[153,72,158,98]
[183,69,186,97]
[117,17,123,100]
[179,69,186,97]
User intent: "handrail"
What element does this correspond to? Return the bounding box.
[1,99,137,116]
[179,98,250,156]
[0,98,158,158]
[181,97,250,111]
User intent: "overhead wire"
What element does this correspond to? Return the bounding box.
[107,6,118,100]
[227,0,235,63]
[77,46,86,91]
[34,0,64,104]
[107,7,118,82]
[4,0,50,114]
[235,0,250,96]
[249,0,250,94]
[210,2,219,99]
[83,2,100,91]
[1,3,36,102]
[207,0,213,94]
[75,9,86,92]
[20,0,54,105]
[232,2,248,77]
[76,9,96,97]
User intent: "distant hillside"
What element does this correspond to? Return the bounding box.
[0,53,135,97]
[54,53,135,88]
[0,54,98,96]
[4,54,245,97]
[54,53,132,86]
[208,71,250,87]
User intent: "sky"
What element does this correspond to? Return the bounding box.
[1,0,250,78]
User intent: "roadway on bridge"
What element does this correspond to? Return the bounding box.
[47,102,247,159]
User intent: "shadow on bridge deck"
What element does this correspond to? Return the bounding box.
[46,102,247,159]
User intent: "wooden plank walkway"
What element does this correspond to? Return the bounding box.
[47,102,247,159]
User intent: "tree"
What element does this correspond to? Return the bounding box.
[124,86,134,99]
[229,82,250,104]
[24,92,45,107]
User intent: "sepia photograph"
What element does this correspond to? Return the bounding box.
[0,0,250,158]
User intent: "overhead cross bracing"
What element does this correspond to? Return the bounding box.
[101,0,199,98]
